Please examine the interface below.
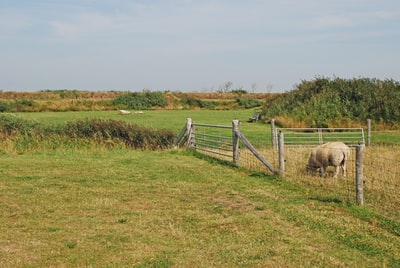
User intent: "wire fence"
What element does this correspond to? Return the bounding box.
[237,144,357,201]
[362,145,400,221]
[273,128,365,146]
[176,119,399,223]
[237,136,400,223]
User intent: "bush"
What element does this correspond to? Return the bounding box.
[112,91,167,110]
[0,114,40,136]
[236,98,263,109]
[180,97,218,109]
[0,100,10,112]
[10,99,38,112]
[61,118,175,150]
[262,77,400,127]
[0,114,175,151]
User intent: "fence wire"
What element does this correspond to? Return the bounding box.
[187,122,399,223]
[237,140,399,222]
[363,145,400,221]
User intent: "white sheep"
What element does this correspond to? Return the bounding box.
[306,141,350,179]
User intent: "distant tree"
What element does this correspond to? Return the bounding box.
[218,81,233,93]
[266,84,273,93]
[251,83,258,93]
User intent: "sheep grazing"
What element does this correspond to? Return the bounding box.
[118,109,131,115]
[306,142,350,179]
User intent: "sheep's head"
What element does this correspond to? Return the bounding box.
[306,164,318,174]
[306,149,319,174]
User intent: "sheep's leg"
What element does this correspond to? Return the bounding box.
[342,163,347,178]
[320,166,326,177]
[333,166,339,179]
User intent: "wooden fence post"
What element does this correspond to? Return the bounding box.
[271,119,277,149]
[278,131,285,177]
[232,120,240,164]
[318,128,323,144]
[367,119,371,146]
[356,145,364,205]
[187,118,195,148]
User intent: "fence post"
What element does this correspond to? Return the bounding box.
[278,131,285,177]
[318,128,323,144]
[187,118,195,148]
[232,120,240,164]
[367,119,371,146]
[271,119,277,149]
[356,145,364,205]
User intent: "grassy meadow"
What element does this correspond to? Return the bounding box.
[1,110,400,267]
[1,149,400,267]
[15,110,255,129]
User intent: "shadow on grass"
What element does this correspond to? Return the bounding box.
[188,149,240,169]
[309,196,343,204]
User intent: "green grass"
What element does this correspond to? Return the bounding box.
[1,149,399,267]
[15,110,253,128]
[15,110,400,147]
[1,110,400,266]
[15,110,273,147]
[371,130,400,145]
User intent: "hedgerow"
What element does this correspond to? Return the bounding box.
[112,91,167,110]
[62,118,175,150]
[0,114,41,136]
[0,114,175,151]
[235,98,263,109]
[180,96,219,109]
[261,77,400,127]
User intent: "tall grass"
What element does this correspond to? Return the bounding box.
[0,114,175,153]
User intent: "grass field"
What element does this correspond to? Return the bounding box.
[1,148,399,267]
[15,110,400,145]
[1,110,399,267]
[15,110,253,128]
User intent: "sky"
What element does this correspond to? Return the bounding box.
[1,0,399,92]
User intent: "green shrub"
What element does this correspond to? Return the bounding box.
[13,99,37,112]
[0,114,175,151]
[0,114,40,136]
[180,97,218,109]
[112,91,167,110]
[61,118,175,150]
[262,77,400,127]
[236,98,263,109]
[0,100,10,112]
[231,89,248,95]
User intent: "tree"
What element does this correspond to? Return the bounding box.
[218,81,233,93]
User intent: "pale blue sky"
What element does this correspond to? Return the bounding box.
[1,0,399,92]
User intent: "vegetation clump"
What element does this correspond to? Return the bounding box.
[236,98,263,109]
[0,100,11,112]
[0,114,175,152]
[0,114,41,136]
[179,96,219,109]
[261,77,400,128]
[112,91,168,110]
[62,118,175,150]
[0,90,270,111]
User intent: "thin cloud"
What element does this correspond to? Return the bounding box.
[311,10,400,29]
[1,0,400,91]
[49,13,121,39]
